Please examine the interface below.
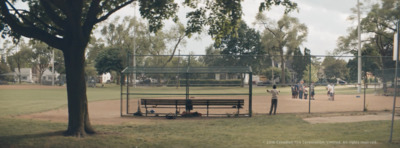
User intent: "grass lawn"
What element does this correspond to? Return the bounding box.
[0,84,399,148]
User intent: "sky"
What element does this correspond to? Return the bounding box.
[179,0,359,56]
[2,0,363,56]
[112,0,361,56]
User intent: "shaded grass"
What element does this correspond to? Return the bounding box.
[0,114,399,148]
[0,85,120,117]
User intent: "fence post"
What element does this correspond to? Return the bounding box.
[249,72,252,117]
[389,20,399,143]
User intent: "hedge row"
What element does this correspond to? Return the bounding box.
[166,79,242,86]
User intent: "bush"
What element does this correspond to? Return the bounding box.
[166,79,241,87]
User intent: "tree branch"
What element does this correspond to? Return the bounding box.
[82,0,101,39]
[0,0,65,50]
[96,0,135,23]
[40,0,67,29]
[162,34,185,67]
[5,0,64,35]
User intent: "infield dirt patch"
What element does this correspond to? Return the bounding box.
[18,92,399,125]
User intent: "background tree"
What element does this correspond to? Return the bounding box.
[261,67,291,83]
[335,0,398,90]
[0,0,297,136]
[217,21,266,72]
[95,47,124,82]
[7,42,34,84]
[302,64,318,83]
[291,47,306,82]
[30,40,52,84]
[256,14,308,84]
[322,57,349,82]
[0,60,12,81]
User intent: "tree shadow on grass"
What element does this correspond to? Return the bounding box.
[0,130,65,146]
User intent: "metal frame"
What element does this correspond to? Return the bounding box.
[120,66,253,117]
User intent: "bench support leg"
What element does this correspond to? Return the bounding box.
[175,102,178,116]
[207,104,209,117]
[145,106,148,116]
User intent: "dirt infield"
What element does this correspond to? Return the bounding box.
[18,93,400,125]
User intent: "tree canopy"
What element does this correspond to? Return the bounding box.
[334,0,398,88]
[257,14,308,84]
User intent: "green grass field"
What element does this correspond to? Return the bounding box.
[0,84,399,148]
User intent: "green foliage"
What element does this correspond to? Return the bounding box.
[212,21,266,73]
[262,67,291,82]
[95,48,124,75]
[174,79,241,86]
[0,62,12,81]
[302,64,318,83]
[7,45,34,72]
[258,14,308,84]
[335,0,398,83]
[139,0,179,33]
[53,50,65,74]
[291,48,306,81]
[322,57,349,81]
[183,0,297,45]
[30,40,53,83]
[347,44,381,83]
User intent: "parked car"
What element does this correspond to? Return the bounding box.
[338,80,347,85]
[257,81,271,86]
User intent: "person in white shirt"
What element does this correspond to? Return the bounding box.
[327,84,331,100]
[330,83,335,101]
[267,85,280,115]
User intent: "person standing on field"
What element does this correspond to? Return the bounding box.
[294,83,299,99]
[298,81,304,99]
[304,86,308,100]
[291,85,296,99]
[326,83,331,99]
[330,83,335,101]
[267,85,280,115]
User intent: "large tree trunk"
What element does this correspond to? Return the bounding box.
[62,45,95,137]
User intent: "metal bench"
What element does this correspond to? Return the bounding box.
[141,99,244,117]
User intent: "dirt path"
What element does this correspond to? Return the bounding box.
[304,113,400,124]
[17,93,400,125]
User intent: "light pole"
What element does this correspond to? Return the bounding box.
[389,20,399,143]
[132,2,137,88]
[305,48,311,114]
[357,0,362,93]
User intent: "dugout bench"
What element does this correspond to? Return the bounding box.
[141,99,244,117]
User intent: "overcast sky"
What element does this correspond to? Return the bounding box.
[126,0,360,56]
[168,0,359,56]
[3,0,362,57]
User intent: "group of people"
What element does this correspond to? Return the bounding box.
[290,81,315,100]
[266,81,336,115]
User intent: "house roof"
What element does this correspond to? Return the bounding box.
[14,68,31,75]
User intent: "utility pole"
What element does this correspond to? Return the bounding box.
[389,20,399,143]
[357,0,362,93]
[305,48,311,113]
[132,2,137,88]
